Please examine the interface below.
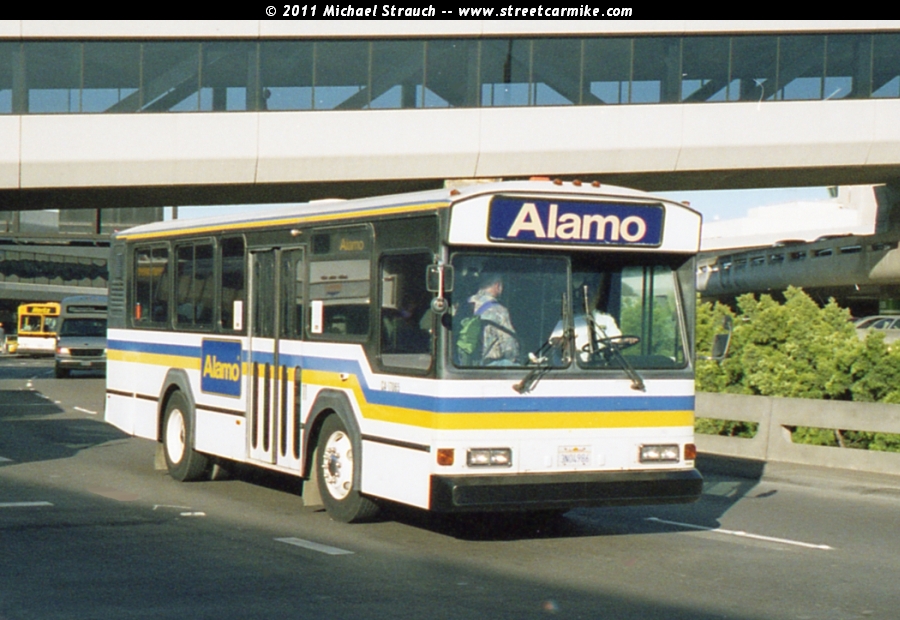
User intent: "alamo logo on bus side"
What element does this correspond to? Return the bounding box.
[488,197,664,247]
[201,339,242,397]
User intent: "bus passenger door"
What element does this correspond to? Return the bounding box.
[248,248,305,471]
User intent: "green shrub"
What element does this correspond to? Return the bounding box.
[694,287,900,452]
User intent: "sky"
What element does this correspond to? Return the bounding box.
[654,187,833,222]
[164,186,835,224]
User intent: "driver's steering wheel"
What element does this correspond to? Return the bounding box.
[582,334,641,355]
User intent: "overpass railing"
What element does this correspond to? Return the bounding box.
[696,392,900,475]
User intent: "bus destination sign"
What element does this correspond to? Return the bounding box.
[488,197,664,247]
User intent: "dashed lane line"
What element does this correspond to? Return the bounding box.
[275,537,354,556]
[73,406,98,415]
[646,517,834,551]
[0,502,53,508]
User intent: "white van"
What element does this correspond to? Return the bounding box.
[55,295,108,378]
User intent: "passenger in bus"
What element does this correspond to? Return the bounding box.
[468,273,519,365]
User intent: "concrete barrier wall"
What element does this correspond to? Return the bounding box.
[696,392,900,475]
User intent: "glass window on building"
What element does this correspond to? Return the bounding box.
[778,35,825,100]
[370,40,423,109]
[424,39,478,108]
[480,39,532,106]
[83,42,140,113]
[632,37,680,103]
[824,34,873,99]
[314,40,370,109]
[532,38,580,105]
[873,33,900,98]
[141,42,201,112]
[200,41,257,111]
[681,37,729,102]
[583,38,631,105]
[260,41,314,110]
[24,42,81,113]
[730,35,778,101]
[0,42,17,113]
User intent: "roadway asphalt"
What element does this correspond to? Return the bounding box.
[3,356,900,620]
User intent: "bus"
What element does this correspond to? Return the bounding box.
[104,180,703,523]
[55,295,109,378]
[17,302,61,356]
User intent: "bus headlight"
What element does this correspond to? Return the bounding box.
[57,347,70,355]
[639,444,680,463]
[466,448,512,467]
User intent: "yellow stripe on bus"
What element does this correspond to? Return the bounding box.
[106,354,693,430]
[300,369,694,430]
[108,349,201,370]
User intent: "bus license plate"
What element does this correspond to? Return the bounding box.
[559,446,591,467]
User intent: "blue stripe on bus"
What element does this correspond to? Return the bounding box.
[108,339,694,414]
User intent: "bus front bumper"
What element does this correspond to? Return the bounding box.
[429,468,703,513]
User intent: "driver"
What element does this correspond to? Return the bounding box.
[550,276,622,363]
[468,273,519,366]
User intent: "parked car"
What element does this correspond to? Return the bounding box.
[855,315,900,343]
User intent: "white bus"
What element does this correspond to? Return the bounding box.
[105,180,703,522]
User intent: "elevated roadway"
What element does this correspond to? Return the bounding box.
[2,21,900,209]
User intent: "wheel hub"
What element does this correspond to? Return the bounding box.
[321,430,353,500]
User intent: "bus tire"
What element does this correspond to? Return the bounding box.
[316,414,380,523]
[162,391,209,482]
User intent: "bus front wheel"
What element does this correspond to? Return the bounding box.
[163,391,209,482]
[316,415,380,523]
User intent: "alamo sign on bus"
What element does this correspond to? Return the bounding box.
[488,197,664,247]
[201,339,242,397]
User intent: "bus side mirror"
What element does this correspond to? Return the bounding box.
[426,264,453,315]
[426,264,454,293]
[699,315,733,362]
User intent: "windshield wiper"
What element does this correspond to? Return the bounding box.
[514,293,572,394]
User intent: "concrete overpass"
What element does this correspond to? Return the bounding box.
[2,21,900,211]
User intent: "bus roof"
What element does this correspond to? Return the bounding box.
[114,180,699,242]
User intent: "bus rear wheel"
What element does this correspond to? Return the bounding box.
[316,414,380,523]
[163,391,209,482]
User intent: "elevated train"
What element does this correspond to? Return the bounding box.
[697,231,900,317]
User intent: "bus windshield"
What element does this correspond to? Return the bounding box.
[450,252,688,371]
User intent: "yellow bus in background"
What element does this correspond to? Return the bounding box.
[17,302,61,356]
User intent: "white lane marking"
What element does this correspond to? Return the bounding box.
[646,517,834,551]
[74,407,97,415]
[0,502,53,508]
[180,512,206,517]
[276,537,354,556]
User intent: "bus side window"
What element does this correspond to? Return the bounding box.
[134,246,169,326]
[175,241,214,330]
[379,252,433,371]
[220,237,246,332]
[308,259,370,337]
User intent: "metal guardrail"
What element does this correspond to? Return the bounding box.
[696,392,900,475]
